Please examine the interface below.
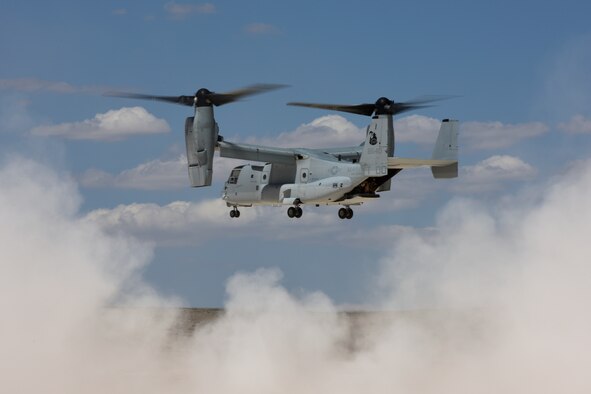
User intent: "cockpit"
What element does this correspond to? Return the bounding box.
[227,166,243,184]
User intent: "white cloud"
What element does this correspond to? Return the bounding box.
[465,155,536,179]
[558,114,591,134]
[164,2,215,18]
[450,155,536,193]
[31,107,171,141]
[81,156,187,190]
[244,23,279,35]
[81,153,246,190]
[246,115,364,148]
[84,197,338,245]
[461,120,548,150]
[394,114,442,144]
[112,8,127,15]
[86,199,238,233]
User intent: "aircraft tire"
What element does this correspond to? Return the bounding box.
[338,207,348,219]
[229,210,235,218]
[287,206,296,218]
[295,206,303,218]
[346,207,353,219]
[235,210,240,218]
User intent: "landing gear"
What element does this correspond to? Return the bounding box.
[338,206,353,220]
[287,206,303,218]
[229,207,240,218]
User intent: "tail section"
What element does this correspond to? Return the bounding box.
[386,119,459,178]
[431,119,459,178]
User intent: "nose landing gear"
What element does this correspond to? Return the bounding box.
[338,206,353,220]
[287,206,303,218]
[229,207,241,218]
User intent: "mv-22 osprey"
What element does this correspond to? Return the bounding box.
[107,85,458,220]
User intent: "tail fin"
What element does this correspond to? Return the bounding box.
[431,119,459,178]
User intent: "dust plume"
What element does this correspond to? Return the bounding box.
[1,154,591,393]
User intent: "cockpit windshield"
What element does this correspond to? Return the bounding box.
[227,168,241,184]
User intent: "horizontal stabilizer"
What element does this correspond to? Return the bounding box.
[387,157,458,178]
[387,157,457,169]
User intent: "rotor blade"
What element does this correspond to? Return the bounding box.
[389,102,434,115]
[403,95,459,106]
[104,91,194,106]
[210,83,288,106]
[287,102,376,116]
[386,95,458,115]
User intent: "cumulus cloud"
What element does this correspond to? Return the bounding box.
[164,1,215,18]
[465,155,536,179]
[461,120,548,150]
[452,155,537,193]
[80,153,245,190]
[85,197,337,246]
[85,198,239,239]
[31,107,171,141]
[395,114,442,144]
[3,154,591,393]
[81,156,187,190]
[246,115,364,148]
[558,114,591,134]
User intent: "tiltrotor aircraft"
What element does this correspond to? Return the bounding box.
[107,84,458,219]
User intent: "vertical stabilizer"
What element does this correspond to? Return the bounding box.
[431,119,459,178]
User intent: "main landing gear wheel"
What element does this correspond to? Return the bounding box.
[287,206,303,218]
[338,207,353,220]
[229,208,240,218]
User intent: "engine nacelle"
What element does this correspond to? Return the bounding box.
[184,106,218,187]
[279,176,352,204]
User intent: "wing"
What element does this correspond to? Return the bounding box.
[218,141,301,164]
[311,146,364,162]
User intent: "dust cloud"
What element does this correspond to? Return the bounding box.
[1,155,590,393]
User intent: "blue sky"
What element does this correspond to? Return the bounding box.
[1,0,591,307]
